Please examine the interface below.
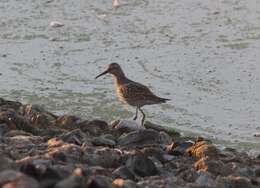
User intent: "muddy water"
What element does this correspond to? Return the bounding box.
[0,0,260,153]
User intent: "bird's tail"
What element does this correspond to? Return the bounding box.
[158,97,170,103]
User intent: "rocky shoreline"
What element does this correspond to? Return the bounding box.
[0,98,259,188]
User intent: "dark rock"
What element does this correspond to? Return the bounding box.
[0,156,16,171]
[126,153,158,177]
[0,123,9,135]
[3,135,46,160]
[112,166,136,180]
[48,143,84,163]
[0,98,22,110]
[0,110,40,135]
[59,129,89,145]
[140,147,166,163]
[255,166,260,177]
[87,175,116,188]
[55,168,86,188]
[167,141,194,156]
[220,148,253,164]
[236,167,255,178]
[144,121,180,137]
[178,168,198,183]
[83,148,121,168]
[4,130,33,137]
[5,135,44,146]
[137,176,186,188]
[0,170,40,188]
[20,104,57,128]
[50,164,78,179]
[195,171,216,187]
[117,129,161,147]
[20,163,62,188]
[55,115,81,130]
[55,175,85,188]
[216,175,256,188]
[159,131,172,145]
[92,136,116,147]
[194,156,231,176]
[85,166,112,177]
[80,120,109,136]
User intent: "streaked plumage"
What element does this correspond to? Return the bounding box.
[95,63,170,126]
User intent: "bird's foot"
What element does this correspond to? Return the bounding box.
[141,119,145,127]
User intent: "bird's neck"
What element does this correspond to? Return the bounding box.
[112,71,127,85]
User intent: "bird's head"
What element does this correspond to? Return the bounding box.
[95,63,123,79]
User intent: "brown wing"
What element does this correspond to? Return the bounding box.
[119,82,163,106]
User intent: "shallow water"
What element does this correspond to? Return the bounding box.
[0,0,260,153]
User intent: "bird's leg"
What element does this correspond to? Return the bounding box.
[133,107,138,120]
[138,107,146,126]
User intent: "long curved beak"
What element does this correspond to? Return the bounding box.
[95,70,109,79]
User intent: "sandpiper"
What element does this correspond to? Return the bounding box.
[95,63,170,126]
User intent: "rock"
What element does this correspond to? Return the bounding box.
[0,98,22,110]
[0,123,9,135]
[178,168,198,183]
[85,166,112,177]
[0,156,16,171]
[111,120,143,136]
[5,135,44,146]
[255,166,260,177]
[55,168,86,188]
[167,141,194,156]
[113,179,137,188]
[236,167,255,178]
[112,166,136,180]
[83,148,121,168]
[3,135,46,160]
[186,141,219,159]
[126,153,158,177]
[140,147,166,162]
[117,129,161,147]
[16,156,53,167]
[0,170,40,188]
[0,110,39,133]
[59,129,89,145]
[195,171,216,187]
[20,104,57,128]
[4,130,33,137]
[92,136,116,147]
[80,120,109,136]
[48,143,84,163]
[20,163,62,188]
[162,154,175,162]
[144,121,180,137]
[55,115,81,130]
[159,131,172,145]
[216,175,256,188]
[137,176,186,188]
[87,175,116,188]
[194,156,231,176]
[49,21,64,27]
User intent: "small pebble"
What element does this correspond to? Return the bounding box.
[49,21,64,27]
